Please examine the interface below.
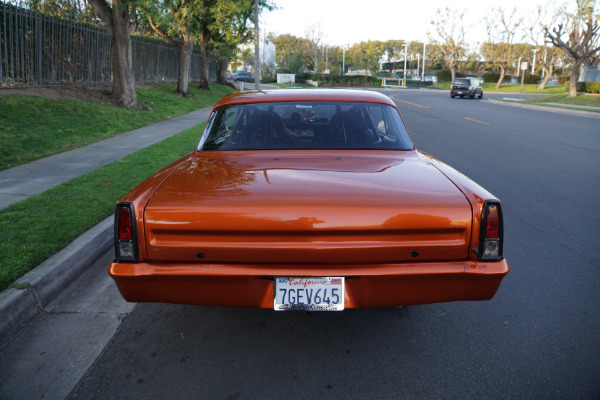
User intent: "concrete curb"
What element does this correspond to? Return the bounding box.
[0,215,113,347]
[487,98,600,119]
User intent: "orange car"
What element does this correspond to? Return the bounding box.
[109,89,509,310]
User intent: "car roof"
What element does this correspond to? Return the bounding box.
[213,89,397,109]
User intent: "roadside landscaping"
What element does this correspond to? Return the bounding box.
[0,83,233,171]
[0,122,205,291]
[512,93,600,112]
[432,82,566,94]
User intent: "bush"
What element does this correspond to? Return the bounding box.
[524,74,541,84]
[557,75,569,84]
[567,81,600,94]
[436,70,466,82]
[563,81,595,93]
[584,82,600,94]
[483,72,501,83]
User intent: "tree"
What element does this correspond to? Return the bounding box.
[347,41,384,78]
[545,0,600,97]
[483,7,523,89]
[383,40,406,73]
[88,0,137,108]
[270,34,305,73]
[211,0,257,85]
[143,0,198,97]
[428,8,469,82]
[304,23,325,72]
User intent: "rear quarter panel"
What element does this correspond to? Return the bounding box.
[417,151,499,260]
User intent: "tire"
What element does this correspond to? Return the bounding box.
[479,92,484,99]
[451,94,455,98]
[470,92,475,99]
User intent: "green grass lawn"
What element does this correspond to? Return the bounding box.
[271,83,316,88]
[432,82,565,94]
[0,83,234,171]
[0,123,205,291]
[520,93,600,109]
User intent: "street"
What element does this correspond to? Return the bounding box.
[2,89,599,399]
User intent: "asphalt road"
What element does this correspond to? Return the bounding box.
[5,89,600,399]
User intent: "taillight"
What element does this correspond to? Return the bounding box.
[479,201,503,260]
[114,202,138,262]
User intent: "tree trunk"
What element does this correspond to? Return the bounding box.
[450,64,456,82]
[88,0,137,109]
[568,59,582,98]
[495,65,505,89]
[177,38,194,97]
[198,29,210,91]
[537,64,553,90]
[216,57,232,86]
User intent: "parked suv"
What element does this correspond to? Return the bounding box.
[450,78,483,99]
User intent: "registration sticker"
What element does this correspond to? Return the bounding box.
[274,277,345,311]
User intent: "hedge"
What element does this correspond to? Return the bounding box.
[563,81,600,94]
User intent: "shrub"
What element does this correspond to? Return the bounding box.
[439,70,466,82]
[524,74,541,84]
[563,81,595,93]
[584,82,600,94]
[483,72,501,83]
[557,75,569,84]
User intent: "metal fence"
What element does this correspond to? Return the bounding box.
[0,0,207,88]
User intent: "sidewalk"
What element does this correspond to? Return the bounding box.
[0,107,212,210]
[0,106,212,346]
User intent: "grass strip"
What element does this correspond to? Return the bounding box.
[432,82,565,94]
[0,83,233,171]
[0,123,205,291]
[520,93,600,108]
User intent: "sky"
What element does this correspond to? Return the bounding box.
[262,0,561,47]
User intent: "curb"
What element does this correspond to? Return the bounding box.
[487,98,600,119]
[0,215,113,347]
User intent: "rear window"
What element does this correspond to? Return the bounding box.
[452,79,470,86]
[198,101,414,151]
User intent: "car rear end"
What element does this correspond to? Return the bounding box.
[451,78,474,98]
[108,90,508,310]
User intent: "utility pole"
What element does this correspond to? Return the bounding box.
[422,43,426,81]
[403,43,408,87]
[542,47,547,79]
[531,49,538,74]
[254,0,261,90]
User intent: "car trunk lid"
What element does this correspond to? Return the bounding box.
[143,152,472,264]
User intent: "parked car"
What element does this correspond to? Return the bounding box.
[231,71,254,81]
[110,89,509,310]
[451,78,483,99]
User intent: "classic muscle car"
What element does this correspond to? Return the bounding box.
[110,89,509,310]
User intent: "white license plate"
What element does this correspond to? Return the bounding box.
[457,91,463,94]
[274,277,344,311]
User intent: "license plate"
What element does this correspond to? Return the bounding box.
[274,277,344,311]
[457,91,463,94]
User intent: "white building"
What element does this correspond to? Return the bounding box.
[237,29,276,72]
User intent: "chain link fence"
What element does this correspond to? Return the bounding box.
[1,0,209,88]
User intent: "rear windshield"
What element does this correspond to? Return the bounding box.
[452,79,470,86]
[198,101,414,151]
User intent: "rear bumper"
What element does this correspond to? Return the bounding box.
[451,89,477,96]
[109,259,509,309]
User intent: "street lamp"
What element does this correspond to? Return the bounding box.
[342,46,347,76]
